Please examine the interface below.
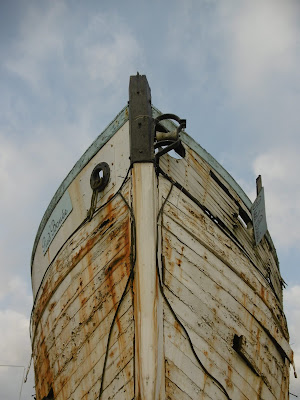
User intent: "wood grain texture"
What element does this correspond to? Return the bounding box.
[32,181,134,400]
[158,169,290,399]
[132,163,165,399]
[159,145,282,303]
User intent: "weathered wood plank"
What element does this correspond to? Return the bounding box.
[31,189,130,336]
[80,360,134,400]
[164,291,280,400]
[32,190,130,337]
[53,297,134,399]
[165,334,231,399]
[164,266,282,399]
[33,223,131,375]
[162,226,288,367]
[166,362,208,400]
[53,298,133,384]
[159,151,239,235]
[32,184,134,400]
[159,179,289,344]
[162,223,287,344]
[163,288,265,399]
[159,145,283,303]
[159,172,290,399]
[132,163,165,399]
[165,377,194,400]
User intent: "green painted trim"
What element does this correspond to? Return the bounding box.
[31,106,129,269]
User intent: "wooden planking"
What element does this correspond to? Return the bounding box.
[32,184,134,400]
[33,202,130,373]
[185,145,283,302]
[176,146,282,301]
[162,223,288,347]
[68,316,134,399]
[163,280,269,400]
[159,151,239,233]
[159,143,283,303]
[34,255,131,386]
[163,265,282,399]
[162,214,290,362]
[32,187,129,337]
[162,223,288,369]
[31,189,130,340]
[166,356,214,400]
[161,191,291,364]
[163,235,289,395]
[159,177,289,343]
[166,377,194,400]
[164,319,226,400]
[159,177,290,400]
[52,281,132,386]
[164,312,256,400]
[56,299,134,400]
[37,275,134,400]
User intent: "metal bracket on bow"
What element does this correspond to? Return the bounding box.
[154,113,186,160]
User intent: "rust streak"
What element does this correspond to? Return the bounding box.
[225,365,233,389]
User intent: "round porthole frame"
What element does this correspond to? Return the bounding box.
[90,162,110,191]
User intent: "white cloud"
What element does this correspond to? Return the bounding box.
[78,14,142,87]
[84,34,141,85]
[4,2,65,90]
[253,147,300,249]
[165,1,299,99]
[0,310,30,364]
[284,285,300,397]
[227,0,299,96]
[0,274,32,314]
[4,2,143,96]
[0,126,80,314]
[0,129,74,226]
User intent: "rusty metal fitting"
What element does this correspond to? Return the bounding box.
[154,113,186,142]
[90,162,110,191]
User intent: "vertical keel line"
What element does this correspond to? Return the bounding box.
[129,74,165,399]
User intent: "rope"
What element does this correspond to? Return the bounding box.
[87,190,99,221]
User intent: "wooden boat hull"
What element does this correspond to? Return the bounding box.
[30,76,293,399]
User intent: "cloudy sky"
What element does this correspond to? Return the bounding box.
[0,0,299,398]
